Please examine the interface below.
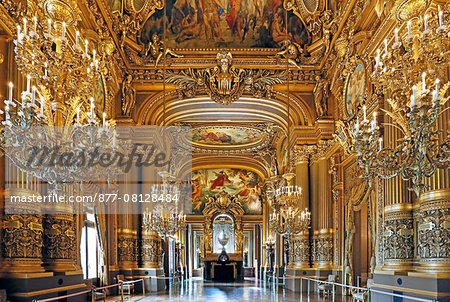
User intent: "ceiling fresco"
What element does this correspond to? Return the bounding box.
[192,168,263,214]
[140,0,310,48]
[192,126,263,146]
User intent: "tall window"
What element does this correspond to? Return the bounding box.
[80,212,101,279]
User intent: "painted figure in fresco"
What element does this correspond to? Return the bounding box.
[121,74,136,116]
[198,131,232,143]
[210,171,232,190]
[145,33,184,67]
[192,177,204,210]
[200,0,224,41]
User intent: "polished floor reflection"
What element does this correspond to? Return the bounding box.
[111,278,352,302]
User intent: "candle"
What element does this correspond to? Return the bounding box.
[411,85,417,108]
[23,18,27,36]
[439,11,443,28]
[422,72,426,91]
[363,105,367,121]
[33,16,37,33]
[26,74,31,93]
[76,30,79,45]
[44,62,48,78]
[31,85,36,106]
[432,91,437,104]
[424,14,428,32]
[373,111,377,127]
[407,20,411,38]
[76,107,80,124]
[47,19,51,34]
[17,25,21,42]
[384,38,388,57]
[40,98,44,116]
[355,117,360,134]
[93,49,96,61]
[5,106,9,123]
[435,78,440,96]
[62,22,66,38]
[410,94,415,108]
[102,112,106,127]
[90,97,94,117]
[378,138,383,152]
[8,82,13,103]
[394,28,399,44]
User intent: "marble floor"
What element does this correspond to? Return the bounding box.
[108,278,352,302]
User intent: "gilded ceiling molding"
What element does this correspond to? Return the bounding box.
[166,51,286,105]
[292,138,336,164]
[0,1,18,35]
[135,91,312,127]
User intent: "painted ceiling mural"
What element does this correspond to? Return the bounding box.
[192,126,263,146]
[192,168,263,215]
[140,0,310,48]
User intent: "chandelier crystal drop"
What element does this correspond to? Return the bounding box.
[353,7,450,197]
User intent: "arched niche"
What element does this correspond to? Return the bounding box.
[202,191,245,256]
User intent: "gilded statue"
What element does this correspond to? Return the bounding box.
[121,74,136,116]
[204,217,212,253]
[145,33,184,67]
[321,11,336,53]
[313,75,329,117]
[344,209,356,287]
[235,221,244,253]
[271,40,305,69]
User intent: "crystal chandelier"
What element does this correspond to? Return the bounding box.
[269,173,311,239]
[142,206,186,238]
[142,172,186,238]
[0,1,120,188]
[353,6,450,196]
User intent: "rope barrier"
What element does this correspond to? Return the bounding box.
[278,276,437,302]
[33,289,91,302]
[33,278,147,302]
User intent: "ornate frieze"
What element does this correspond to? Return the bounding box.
[141,232,162,268]
[288,233,310,268]
[312,231,333,267]
[43,213,77,271]
[118,235,138,263]
[2,214,43,259]
[383,208,414,270]
[166,51,286,105]
[416,189,450,272]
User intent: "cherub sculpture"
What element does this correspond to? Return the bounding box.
[145,33,184,67]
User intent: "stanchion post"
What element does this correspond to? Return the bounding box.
[307,279,310,302]
[91,288,95,302]
[300,277,303,302]
[120,281,124,302]
[142,279,145,296]
[332,283,335,302]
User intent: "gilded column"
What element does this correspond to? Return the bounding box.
[414,97,450,273]
[288,156,310,268]
[416,189,450,273]
[43,185,80,273]
[382,99,414,272]
[311,157,333,269]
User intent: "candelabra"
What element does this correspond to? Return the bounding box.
[142,205,186,238]
[269,173,310,238]
[0,1,120,188]
[353,6,450,196]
